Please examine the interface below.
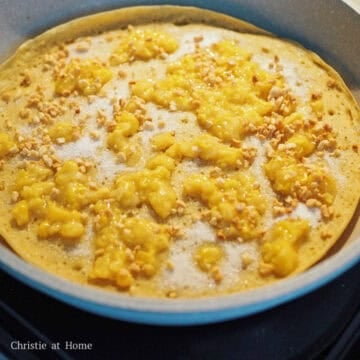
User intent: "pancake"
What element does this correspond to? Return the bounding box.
[0,6,359,298]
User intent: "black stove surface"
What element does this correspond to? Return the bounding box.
[0,263,359,360]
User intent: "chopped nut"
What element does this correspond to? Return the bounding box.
[268,86,283,99]
[118,70,127,79]
[235,202,246,212]
[143,121,154,130]
[211,266,223,283]
[117,152,127,163]
[193,35,204,43]
[125,248,135,262]
[258,262,274,276]
[11,191,19,202]
[320,231,332,240]
[88,181,98,190]
[94,248,105,257]
[158,121,165,129]
[176,200,186,208]
[90,130,100,140]
[42,154,53,167]
[167,291,178,299]
[19,109,30,119]
[75,41,90,52]
[79,165,86,173]
[50,187,60,198]
[321,204,334,219]
[56,137,66,144]
[273,205,286,216]
[166,261,174,271]
[169,101,177,112]
[129,262,140,275]
[241,252,253,269]
[306,198,321,207]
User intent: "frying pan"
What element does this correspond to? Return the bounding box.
[0,0,359,325]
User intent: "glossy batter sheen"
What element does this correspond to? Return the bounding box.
[0,6,359,298]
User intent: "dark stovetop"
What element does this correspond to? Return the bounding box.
[0,262,359,360]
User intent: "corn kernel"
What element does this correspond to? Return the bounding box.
[261,219,310,277]
[110,29,179,65]
[151,132,175,151]
[48,122,76,143]
[286,133,315,158]
[55,59,112,96]
[0,132,15,158]
[195,243,223,272]
[12,200,30,226]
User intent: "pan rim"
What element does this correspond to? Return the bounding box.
[0,239,359,325]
